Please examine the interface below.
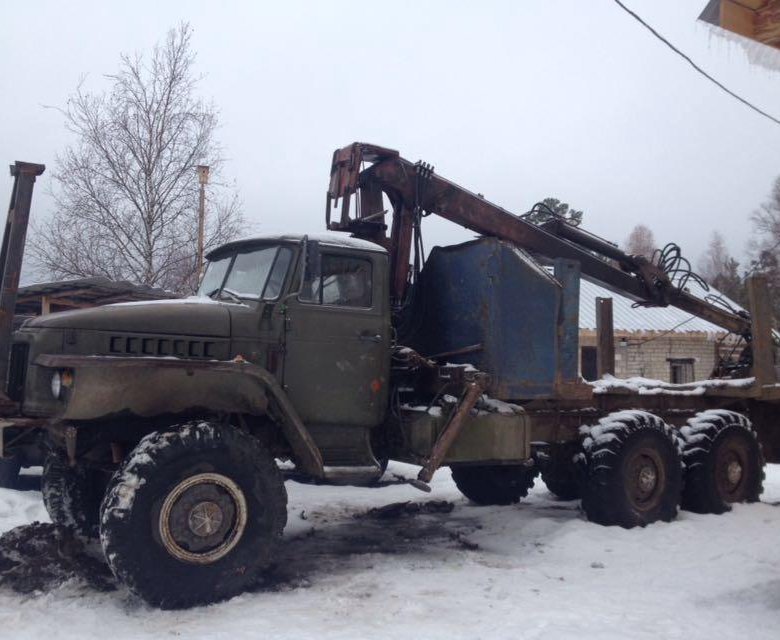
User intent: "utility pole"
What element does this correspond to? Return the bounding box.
[196,164,210,276]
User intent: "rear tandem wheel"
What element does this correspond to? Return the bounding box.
[679,410,764,514]
[579,411,682,528]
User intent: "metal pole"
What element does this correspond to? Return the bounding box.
[746,274,776,388]
[0,162,45,397]
[196,165,210,277]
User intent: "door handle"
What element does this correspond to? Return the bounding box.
[358,332,382,343]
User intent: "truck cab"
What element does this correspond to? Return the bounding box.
[3,234,392,472]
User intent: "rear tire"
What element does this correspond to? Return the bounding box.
[680,410,764,514]
[100,422,287,609]
[541,444,581,500]
[451,464,538,505]
[42,450,108,538]
[579,411,681,528]
[0,455,21,489]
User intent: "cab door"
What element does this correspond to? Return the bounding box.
[282,250,390,427]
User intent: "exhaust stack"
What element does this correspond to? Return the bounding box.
[0,162,45,401]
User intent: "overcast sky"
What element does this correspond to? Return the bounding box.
[2,0,780,280]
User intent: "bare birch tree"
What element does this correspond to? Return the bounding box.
[623,224,656,260]
[31,24,243,293]
[698,230,746,305]
[749,175,780,322]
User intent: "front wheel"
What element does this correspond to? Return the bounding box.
[100,422,287,609]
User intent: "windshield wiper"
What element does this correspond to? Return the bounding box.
[217,288,243,304]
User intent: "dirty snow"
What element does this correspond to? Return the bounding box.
[1,462,779,639]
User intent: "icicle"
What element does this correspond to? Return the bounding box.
[699,22,780,74]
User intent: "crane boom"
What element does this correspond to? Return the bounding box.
[326,142,750,337]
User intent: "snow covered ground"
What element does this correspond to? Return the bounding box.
[1,463,779,640]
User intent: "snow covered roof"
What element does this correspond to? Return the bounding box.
[578,277,732,335]
[209,233,386,258]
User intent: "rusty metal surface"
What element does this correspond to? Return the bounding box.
[417,375,488,483]
[0,162,46,395]
[553,259,581,386]
[325,142,751,336]
[36,354,324,477]
[407,238,562,399]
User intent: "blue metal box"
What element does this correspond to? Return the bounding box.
[410,237,578,399]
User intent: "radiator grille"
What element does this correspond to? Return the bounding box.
[108,335,216,359]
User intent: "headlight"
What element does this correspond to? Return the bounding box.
[51,372,62,399]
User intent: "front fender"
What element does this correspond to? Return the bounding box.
[35,354,324,477]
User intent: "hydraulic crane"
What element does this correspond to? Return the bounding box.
[326,142,751,337]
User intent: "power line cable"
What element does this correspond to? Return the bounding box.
[612,0,780,127]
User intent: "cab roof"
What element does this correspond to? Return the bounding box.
[206,233,387,260]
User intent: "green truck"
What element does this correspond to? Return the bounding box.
[0,144,775,608]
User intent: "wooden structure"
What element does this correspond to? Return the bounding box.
[700,0,780,50]
[14,277,178,325]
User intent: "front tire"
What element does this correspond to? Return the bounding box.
[451,464,538,506]
[579,411,681,528]
[680,410,764,514]
[100,422,287,609]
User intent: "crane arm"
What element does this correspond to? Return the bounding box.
[326,142,750,337]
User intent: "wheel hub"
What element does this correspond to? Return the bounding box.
[716,438,749,501]
[159,473,247,564]
[188,501,224,537]
[637,464,658,493]
[626,448,665,511]
[726,460,743,487]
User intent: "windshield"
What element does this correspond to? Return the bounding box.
[197,245,293,301]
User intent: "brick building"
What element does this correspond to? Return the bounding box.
[578,279,736,383]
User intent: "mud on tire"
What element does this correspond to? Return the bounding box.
[42,450,108,538]
[450,464,538,506]
[680,410,764,514]
[541,444,581,501]
[100,422,287,609]
[579,411,682,528]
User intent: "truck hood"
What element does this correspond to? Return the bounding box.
[26,297,233,337]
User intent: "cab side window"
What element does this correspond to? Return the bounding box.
[302,255,372,308]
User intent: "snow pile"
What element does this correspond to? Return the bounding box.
[476,395,523,416]
[591,374,756,396]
